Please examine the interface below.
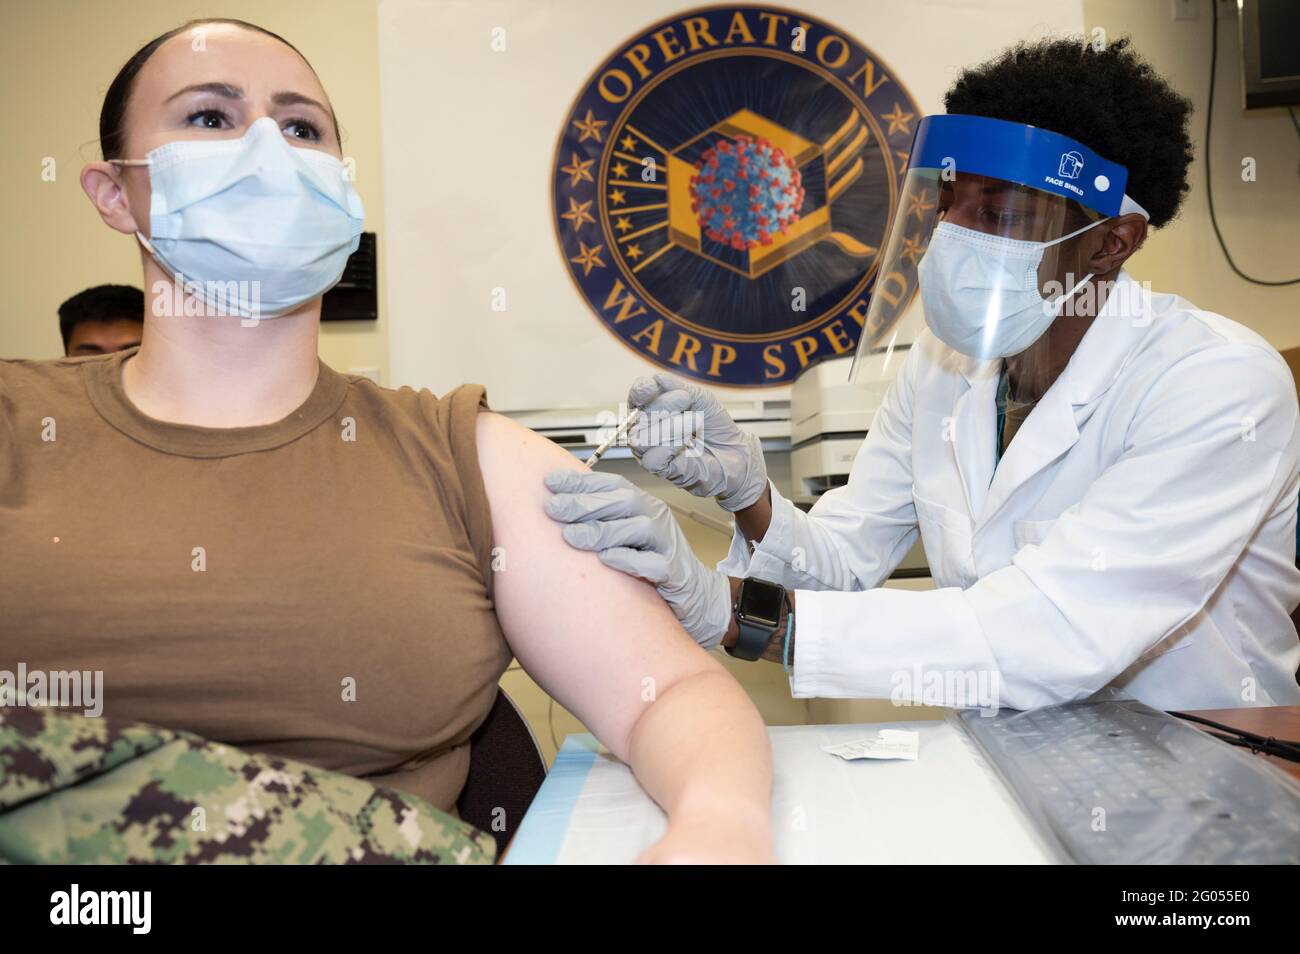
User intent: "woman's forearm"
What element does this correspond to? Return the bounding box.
[625,667,774,860]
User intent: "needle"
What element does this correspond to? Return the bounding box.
[585,408,641,467]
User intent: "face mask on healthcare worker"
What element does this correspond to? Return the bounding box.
[917,216,1106,360]
[110,115,365,320]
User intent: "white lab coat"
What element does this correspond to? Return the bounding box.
[720,272,1300,710]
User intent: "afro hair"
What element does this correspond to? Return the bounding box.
[944,35,1194,228]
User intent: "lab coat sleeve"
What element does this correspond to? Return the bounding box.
[791,344,1300,709]
[716,346,922,591]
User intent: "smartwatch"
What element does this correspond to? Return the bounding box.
[726,577,786,661]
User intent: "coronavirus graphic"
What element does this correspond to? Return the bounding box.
[689,135,804,251]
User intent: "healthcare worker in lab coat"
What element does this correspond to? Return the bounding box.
[544,37,1300,712]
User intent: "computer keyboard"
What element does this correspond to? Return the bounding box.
[955,699,1300,864]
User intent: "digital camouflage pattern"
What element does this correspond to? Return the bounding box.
[0,705,495,864]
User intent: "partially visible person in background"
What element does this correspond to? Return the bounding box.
[58,284,143,356]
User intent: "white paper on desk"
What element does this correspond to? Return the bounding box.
[822,729,919,761]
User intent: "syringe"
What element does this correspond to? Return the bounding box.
[584,408,642,467]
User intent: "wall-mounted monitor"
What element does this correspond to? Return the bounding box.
[1238,0,1300,109]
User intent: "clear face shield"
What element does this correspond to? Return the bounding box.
[849,114,1148,396]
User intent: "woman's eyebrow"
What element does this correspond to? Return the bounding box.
[271,90,329,112]
[160,83,327,114]
[164,81,243,104]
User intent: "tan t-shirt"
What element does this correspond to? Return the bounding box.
[0,348,511,813]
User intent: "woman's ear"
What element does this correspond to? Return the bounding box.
[80,163,142,236]
[1090,213,1148,274]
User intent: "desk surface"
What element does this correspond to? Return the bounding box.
[505,705,1300,864]
[506,718,1058,864]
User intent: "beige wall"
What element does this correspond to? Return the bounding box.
[1083,0,1300,345]
[4,0,1297,764]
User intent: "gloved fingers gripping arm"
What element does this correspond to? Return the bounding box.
[544,469,733,648]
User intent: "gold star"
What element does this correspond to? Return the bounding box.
[614,217,633,233]
[612,161,629,179]
[881,103,915,137]
[561,196,595,231]
[570,241,605,275]
[625,243,643,260]
[572,109,607,143]
[905,188,935,223]
[894,149,911,175]
[620,133,637,151]
[899,233,927,265]
[608,188,627,205]
[560,152,595,187]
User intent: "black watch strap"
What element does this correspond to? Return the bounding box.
[726,615,774,661]
[725,578,785,661]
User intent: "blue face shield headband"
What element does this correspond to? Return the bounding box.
[910,113,1147,219]
[849,114,1151,380]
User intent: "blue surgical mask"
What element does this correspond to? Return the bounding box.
[918,218,1104,359]
[111,116,365,320]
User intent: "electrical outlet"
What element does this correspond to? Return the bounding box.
[1172,0,1198,20]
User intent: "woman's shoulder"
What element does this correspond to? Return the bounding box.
[0,353,112,405]
[337,375,491,459]
[340,374,486,422]
[1,352,108,377]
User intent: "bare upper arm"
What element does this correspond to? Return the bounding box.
[474,410,723,760]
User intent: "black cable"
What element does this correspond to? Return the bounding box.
[1205,0,1300,285]
[1169,709,1300,750]
[1204,729,1300,762]
[1169,710,1300,763]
